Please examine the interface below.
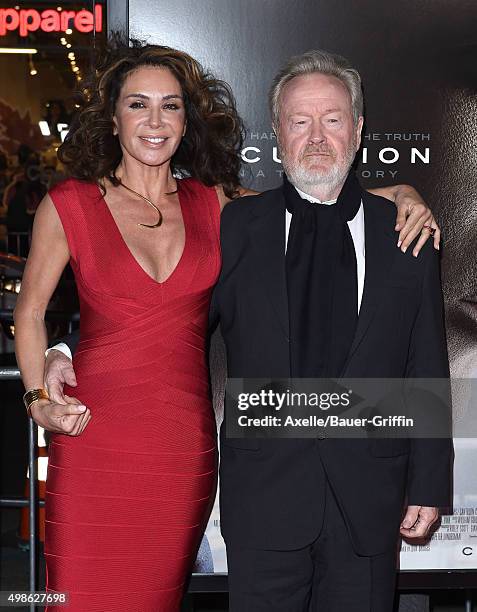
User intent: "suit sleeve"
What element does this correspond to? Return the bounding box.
[49,330,81,356]
[405,247,453,508]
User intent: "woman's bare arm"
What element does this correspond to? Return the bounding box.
[369,184,440,256]
[14,194,91,435]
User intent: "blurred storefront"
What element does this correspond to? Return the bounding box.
[0,2,113,546]
[0,1,107,256]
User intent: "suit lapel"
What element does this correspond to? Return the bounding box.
[246,189,397,363]
[343,193,397,371]
[249,189,289,338]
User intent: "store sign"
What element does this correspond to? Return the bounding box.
[0,6,103,37]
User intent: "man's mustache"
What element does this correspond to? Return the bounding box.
[301,145,336,158]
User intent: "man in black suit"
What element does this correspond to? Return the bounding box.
[43,50,451,611]
[211,50,452,610]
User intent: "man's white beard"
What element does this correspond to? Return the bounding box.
[280,140,357,196]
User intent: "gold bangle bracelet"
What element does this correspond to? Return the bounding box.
[23,388,49,418]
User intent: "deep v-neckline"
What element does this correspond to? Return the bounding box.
[97,181,188,286]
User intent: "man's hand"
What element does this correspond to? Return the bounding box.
[44,349,77,403]
[29,396,91,436]
[400,505,439,539]
[369,185,440,256]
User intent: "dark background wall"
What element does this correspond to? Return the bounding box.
[128,0,477,578]
[128,0,477,368]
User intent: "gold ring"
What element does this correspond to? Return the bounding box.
[423,224,436,237]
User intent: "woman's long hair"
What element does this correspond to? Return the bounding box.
[59,37,244,198]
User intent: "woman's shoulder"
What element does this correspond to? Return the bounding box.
[177,176,213,194]
[178,178,261,215]
[49,176,98,197]
[177,177,222,211]
[49,177,102,206]
[48,178,102,220]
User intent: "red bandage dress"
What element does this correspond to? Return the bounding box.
[45,178,219,611]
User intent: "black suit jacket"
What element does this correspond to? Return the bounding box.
[212,185,453,555]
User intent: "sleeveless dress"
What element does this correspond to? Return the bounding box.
[45,178,220,611]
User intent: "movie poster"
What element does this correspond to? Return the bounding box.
[129,0,477,573]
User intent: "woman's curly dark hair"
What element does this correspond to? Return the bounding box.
[58,37,244,198]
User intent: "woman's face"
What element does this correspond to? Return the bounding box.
[113,65,186,169]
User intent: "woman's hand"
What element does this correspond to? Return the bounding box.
[368,184,440,256]
[393,186,440,256]
[29,395,91,436]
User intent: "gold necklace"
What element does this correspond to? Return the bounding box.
[116,177,178,229]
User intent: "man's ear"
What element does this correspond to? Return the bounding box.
[355,116,364,151]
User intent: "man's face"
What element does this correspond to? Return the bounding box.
[276,73,363,192]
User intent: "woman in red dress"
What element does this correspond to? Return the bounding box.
[14,42,244,611]
[14,40,438,611]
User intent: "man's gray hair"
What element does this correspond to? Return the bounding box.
[269,49,363,127]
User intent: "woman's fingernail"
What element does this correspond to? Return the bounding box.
[397,240,402,248]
